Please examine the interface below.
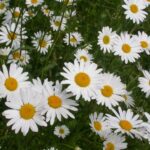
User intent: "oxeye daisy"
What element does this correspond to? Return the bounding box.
[64,10,76,18]
[8,50,30,66]
[122,0,147,24]
[61,60,102,101]
[54,125,70,139]
[89,112,110,136]
[122,90,135,108]
[0,47,11,56]
[55,0,76,6]
[0,23,27,49]
[50,16,67,31]
[103,133,127,150]
[0,63,30,99]
[41,5,54,17]
[134,31,150,55]
[113,32,141,64]
[106,107,143,138]
[138,70,150,98]
[74,49,93,63]
[94,73,126,109]
[42,81,78,125]
[0,0,9,14]
[2,88,47,136]
[98,26,117,53]
[32,31,53,55]
[26,0,43,7]
[63,32,83,47]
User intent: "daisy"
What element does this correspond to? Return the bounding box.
[113,32,141,64]
[134,31,150,55]
[94,73,126,109]
[0,0,9,14]
[7,50,30,66]
[54,125,70,139]
[32,31,53,55]
[0,63,30,99]
[2,88,47,136]
[50,16,67,31]
[41,5,54,17]
[63,32,83,47]
[106,107,143,138]
[0,23,27,49]
[55,0,76,6]
[103,133,127,150]
[138,70,150,98]
[64,10,76,18]
[26,0,44,7]
[98,26,117,53]
[89,112,110,136]
[122,0,147,24]
[42,81,78,125]
[61,60,102,101]
[122,90,135,108]
[0,47,11,56]
[74,49,93,63]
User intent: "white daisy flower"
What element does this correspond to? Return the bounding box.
[138,70,150,98]
[42,81,78,125]
[98,26,117,53]
[63,32,83,47]
[2,88,47,136]
[122,90,135,108]
[94,73,126,109]
[0,63,30,99]
[89,112,110,136]
[50,16,67,31]
[7,50,30,66]
[74,49,93,63]
[122,0,147,24]
[134,31,150,55]
[103,133,127,150]
[0,47,11,56]
[41,5,54,17]
[106,107,143,138]
[64,10,76,18]
[26,0,43,7]
[55,0,76,6]
[113,32,141,64]
[61,60,102,101]
[32,31,53,55]
[54,125,70,139]
[0,23,27,49]
[0,0,9,14]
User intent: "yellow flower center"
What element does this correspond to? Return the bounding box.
[119,120,133,131]
[20,104,36,120]
[12,51,21,60]
[94,121,102,131]
[141,41,148,49]
[48,95,62,108]
[7,32,17,40]
[0,3,5,9]
[31,0,38,4]
[105,142,115,150]
[59,128,64,134]
[70,36,77,43]
[130,4,138,13]
[122,95,128,101]
[101,85,113,97]
[54,21,61,27]
[75,72,90,87]
[122,44,131,53]
[5,77,18,91]
[103,35,110,44]
[80,56,88,62]
[39,39,47,48]
[13,11,20,18]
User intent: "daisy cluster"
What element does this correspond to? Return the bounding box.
[0,0,149,149]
